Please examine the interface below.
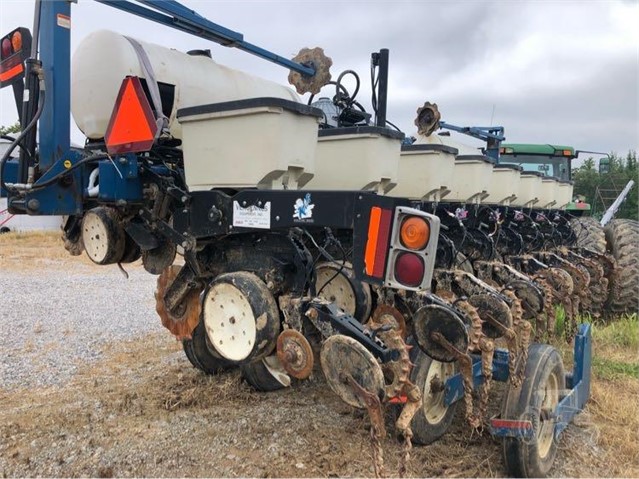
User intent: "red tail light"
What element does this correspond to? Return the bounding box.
[1,38,11,59]
[394,252,425,287]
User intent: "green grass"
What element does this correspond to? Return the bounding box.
[592,356,639,380]
[591,313,639,349]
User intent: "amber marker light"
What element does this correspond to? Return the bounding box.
[400,216,430,250]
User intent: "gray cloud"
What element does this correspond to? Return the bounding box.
[0,0,636,155]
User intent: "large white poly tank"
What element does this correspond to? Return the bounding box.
[71,30,300,140]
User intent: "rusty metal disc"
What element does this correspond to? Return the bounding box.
[155,265,201,340]
[412,304,468,363]
[288,47,333,95]
[371,304,407,338]
[320,335,385,409]
[468,293,513,339]
[414,101,441,136]
[276,330,314,379]
[508,280,544,318]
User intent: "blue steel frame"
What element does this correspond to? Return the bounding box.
[442,323,592,440]
[439,121,505,163]
[13,0,317,215]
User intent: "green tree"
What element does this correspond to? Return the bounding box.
[573,150,638,220]
[0,121,21,136]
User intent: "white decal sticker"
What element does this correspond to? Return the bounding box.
[293,193,314,221]
[233,201,271,229]
[57,14,71,29]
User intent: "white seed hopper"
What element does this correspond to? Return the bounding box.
[307,126,404,194]
[538,176,561,208]
[486,164,523,205]
[393,136,458,201]
[512,172,544,208]
[177,98,322,191]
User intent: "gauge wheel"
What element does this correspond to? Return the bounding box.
[502,344,565,478]
[409,340,458,445]
[314,261,373,322]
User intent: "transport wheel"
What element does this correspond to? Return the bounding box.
[570,217,606,254]
[502,344,566,478]
[187,319,233,374]
[409,341,458,445]
[314,261,373,322]
[0,226,10,234]
[241,355,291,392]
[604,219,639,315]
[202,272,281,363]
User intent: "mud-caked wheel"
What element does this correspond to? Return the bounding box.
[201,272,281,364]
[409,342,458,445]
[241,355,291,392]
[184,319,233,374]
[570,217,606,254]
[502,344,565,478]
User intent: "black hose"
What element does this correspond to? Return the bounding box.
[335,70,360,103]
[0,87,45,192]
[1,134,34,163]
[26,153,106,190]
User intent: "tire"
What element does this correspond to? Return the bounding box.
[409,341,458,445]
[0,226,10,234]
[570,217,606,254]
[604,219,639,315]
[201,272,281,363]
[241,355,290,392]
[314,262,373,322]
[188,319,233,375]
[501,344,566,478]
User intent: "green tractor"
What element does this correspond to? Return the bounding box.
[498,143,591,213]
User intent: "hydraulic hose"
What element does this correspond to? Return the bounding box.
[0,88,45,193]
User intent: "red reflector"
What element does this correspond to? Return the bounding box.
[491,419,533,430]
[0,62,23,82]
[394,252,424,287]
[105,76,157,155]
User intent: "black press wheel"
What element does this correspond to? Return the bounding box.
[409,340,458,445]
[241,355,291,392]
[501,344,566,478]
[185,319,233,375]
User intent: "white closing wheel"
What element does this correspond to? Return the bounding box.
[203,283,256,362]
[81,207,125,265]
[202,272,281,364]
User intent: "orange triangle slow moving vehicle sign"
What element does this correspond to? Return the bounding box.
[105,76,158,155]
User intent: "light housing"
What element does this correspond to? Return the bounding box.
[385,206,440,291]
[0,27,31,88]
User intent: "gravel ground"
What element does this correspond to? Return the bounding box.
[1,244,636,478]
[0,265,159,389]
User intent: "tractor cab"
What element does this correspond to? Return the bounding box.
[499,143,575,182]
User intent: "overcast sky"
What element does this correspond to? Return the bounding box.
[1,0,637,161]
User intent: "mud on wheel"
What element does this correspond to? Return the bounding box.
[409,342,458,445]
[501,344,566,478]
[604,219,639,316]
